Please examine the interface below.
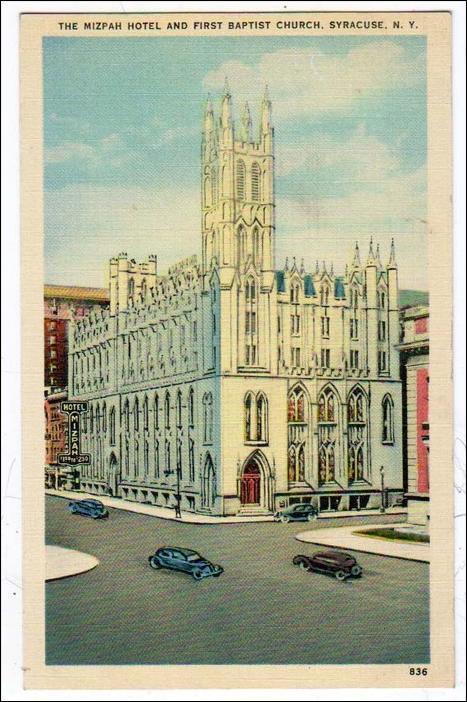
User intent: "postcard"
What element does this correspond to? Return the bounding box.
[20,10,453,689]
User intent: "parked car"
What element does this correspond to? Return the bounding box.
[68,499,109,519]
[274,503,318,523]
[148,547,223,580]
[293,550,363,580]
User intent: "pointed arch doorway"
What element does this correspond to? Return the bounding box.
[107,452,120,497]
[239,451,273,511]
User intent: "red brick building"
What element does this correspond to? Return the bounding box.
[398,305,429,527]
[44,285,109,488]
[44,285,109,394]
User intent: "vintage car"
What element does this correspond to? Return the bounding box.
[274,503,319,523]
[293,550,363,580]
[148,547,224,580]
[68,498,109,519]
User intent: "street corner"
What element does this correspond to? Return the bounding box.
[294,523,430,563]
[46,544,99,581]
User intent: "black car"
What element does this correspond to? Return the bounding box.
[68,499,109,519]
[293,550,363,580]
[274,503,319,523]
[148,547,223,580]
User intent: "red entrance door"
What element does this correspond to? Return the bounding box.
[240,463,261,505]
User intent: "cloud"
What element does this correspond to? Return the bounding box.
[203,42,424,121]
[45,184,201,287]
[276,124,400,183]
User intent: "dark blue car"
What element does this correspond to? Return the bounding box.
[68,499,109,519]
[274,503,318,523]
[148,547,223,580]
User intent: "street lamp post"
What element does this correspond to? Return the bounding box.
[164,463,182,519]
[380,465,386,513]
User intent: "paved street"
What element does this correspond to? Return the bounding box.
[46,495,429,665]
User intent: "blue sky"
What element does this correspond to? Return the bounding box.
[44,35,427,289]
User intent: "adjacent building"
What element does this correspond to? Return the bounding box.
[399,305,429,527]
[44,284,109,394]
[68,88,404,516]
[44,284,109,488]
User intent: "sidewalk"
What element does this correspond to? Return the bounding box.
[46,545,99,581]
[45,489,274,523]
[46,489,407,524]
[295,523,430,562]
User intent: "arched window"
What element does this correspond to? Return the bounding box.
[347,387,367,482]
[351,286,359,309]
[109,407,116,446]
[203,393,213,444]
[256,393,268,442]
[245,277,256,302]
[291,283,300,304]
[102,402,107,433]
[154,439,160,478]
[123,399,130,434]
[176,438,183,480]
[165,440,171,473]
[382,394,394,443]
[245,392,254,441]
[236,159,245,199]
[318,387,335,422]
[134,397,139,432]
[177,391,182,428]
[134,439,139,478]
[143,395,149,431]
[287,386,308,484]
[144,439,149,477]
[318,386,339,484]
[188,387,195,428]
[252,226,261,266]
[141,278,147,297]
[96,403,101,433]
[245,277,257,366]
[288,386,305,422]
[164,392,171,429]
[189,438,195,482]
[379,290,386,309]
[128,278,135,298]
[154,394,159,431]
[251,162,261,201]
[238,225,247,265]
[320,285,330,307]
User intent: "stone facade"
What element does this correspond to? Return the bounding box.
[68,87,404,516]
[399,306,429,526]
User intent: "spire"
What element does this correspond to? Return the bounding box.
[388,237,397,268]
[367,237,376,266]
[352,241,361,268]
[261,84,272,134]
[241,101,252,142]
[375,243,382,268]
[203,95,214,134]
[220,79,232,129]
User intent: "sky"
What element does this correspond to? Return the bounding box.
[44,35,427,290]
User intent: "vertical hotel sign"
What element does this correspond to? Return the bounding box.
[58,402,91,466]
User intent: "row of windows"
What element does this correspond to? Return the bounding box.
[84,389,215,446]
[236,160,262,201]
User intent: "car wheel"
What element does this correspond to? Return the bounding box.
[293,557,310,571]
[192,569,204,580]
[351,565,362,577]
[149,556,161,569]
[280,515,290,523]
[307,513,317,521]
[335,570,348,581]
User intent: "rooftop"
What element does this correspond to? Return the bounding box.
[44,284,109,302]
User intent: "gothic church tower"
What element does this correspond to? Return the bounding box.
[201,82,275,273]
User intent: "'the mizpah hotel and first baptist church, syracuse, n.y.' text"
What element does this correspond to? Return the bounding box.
[68,85,403,517]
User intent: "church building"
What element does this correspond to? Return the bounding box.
[68,86,404,516]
